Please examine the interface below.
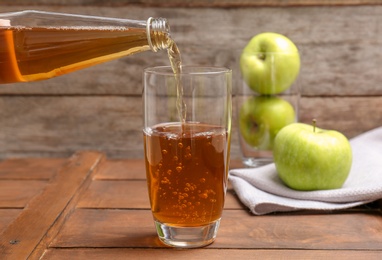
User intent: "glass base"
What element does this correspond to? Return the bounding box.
[154,219,221,248]
[242,157,273,168]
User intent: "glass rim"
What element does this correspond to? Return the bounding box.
[144,65,232,76]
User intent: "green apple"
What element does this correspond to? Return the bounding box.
[240,32,300,94]
[273,122,352,191]
[239,95,295,150]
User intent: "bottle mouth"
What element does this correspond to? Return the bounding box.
[147,17,170,52]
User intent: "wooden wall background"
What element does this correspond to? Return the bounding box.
[1,1,382,160]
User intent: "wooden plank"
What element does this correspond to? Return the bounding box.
[50,209,382,250]
[0,180,47,208]
[29,152,108,259]
[2,0,382,7]
[94,159,146,180]
[0,209,21,234]
[215,210,382,250]
[41,248,382,260]
[50,209,159,248]
[0,151,104,259]
[0,158,66,180]
[299,96,382,138]
[0,96,144,159]
[77,180,151,209]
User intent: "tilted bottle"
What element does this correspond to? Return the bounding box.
[0,10,173,84]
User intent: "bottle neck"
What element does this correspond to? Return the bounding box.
[147,17,171,52]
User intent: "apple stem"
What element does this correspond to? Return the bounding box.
[257,53,266,60]
[312,119,317,133]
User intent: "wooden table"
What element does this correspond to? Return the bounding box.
[1,151,381,259]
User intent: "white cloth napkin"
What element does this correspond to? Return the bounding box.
[229,126,382,215]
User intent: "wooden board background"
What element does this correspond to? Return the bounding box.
[1,1,382,160]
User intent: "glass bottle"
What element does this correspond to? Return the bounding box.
[0,10,174,84]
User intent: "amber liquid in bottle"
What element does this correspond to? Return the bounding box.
[0,13,186,122]
[0,26,153,83]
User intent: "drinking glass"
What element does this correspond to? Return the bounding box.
[143,66,232,248]
[236,52,300,167]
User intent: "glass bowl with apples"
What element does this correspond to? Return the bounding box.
[236,32,301,167]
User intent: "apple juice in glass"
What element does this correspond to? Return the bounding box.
[143,66,232,248]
